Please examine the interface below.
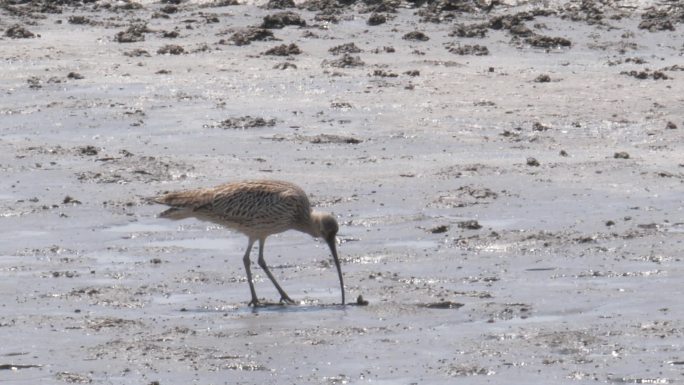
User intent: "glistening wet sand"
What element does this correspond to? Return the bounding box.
[1,0,683,383]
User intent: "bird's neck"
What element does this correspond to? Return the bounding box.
[305,211,325,238]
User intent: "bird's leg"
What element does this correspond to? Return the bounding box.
[242,238,260,306]
[257,238,295,305]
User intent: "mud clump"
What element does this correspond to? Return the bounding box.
[115,24,151,43]
[123,49,151,57]
[509,24,533,37]
[534,74,551,83]
[329,42,362,55]
[371,69,398,77]
[68,16,94,25]
[300,134,362,144]
[458,220,482,230]
[446,43,489,56]
[218,116,276,129]
[265,0,296,9]
[415,0,479,23]
[77,156,192,184]
[55,372,92,384]
[429,225,449,234]
[273,62,297,70]
[78,145,99,156]
[561,0,603,25]
[162,30,180,38]
[421,301,464,309]
[525,34,572,49]
[451,23,488,38]
[63,196,82,205]
[403,31,429,41]
[228,28,275,46]
[207,0,240,6]
[638,8,682,32]
[300,0,354,14]
[5,24,36,39]
[323,54,364,68]
[157,44,185,55]
[261,12,306,29]
[367,13,387,26]
[263,43,301,56]
[620,70,669,80]
[532,122,551,131]
[67,72,84,80]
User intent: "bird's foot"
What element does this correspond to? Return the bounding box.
[248,298,261,307]
[279,295,296,305]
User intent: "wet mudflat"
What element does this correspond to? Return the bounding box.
[1,0,683,383]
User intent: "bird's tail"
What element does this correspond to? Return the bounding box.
[152,189,211,220]
[152,189,213,208]
[157,206,196,220]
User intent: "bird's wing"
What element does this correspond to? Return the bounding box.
[204,184,287,220]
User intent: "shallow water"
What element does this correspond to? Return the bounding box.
[1,0,684,384]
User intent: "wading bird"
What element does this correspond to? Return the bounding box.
[153,180,345,306]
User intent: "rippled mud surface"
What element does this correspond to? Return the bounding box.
[1,0,683,383]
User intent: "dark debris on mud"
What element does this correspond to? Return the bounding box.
[329,42,363,55]
[263,43,302,56]
[225,28,276,46]
[322,53,365,68]
[216,116,277,129]
[261,11,307,29]
[445,42,489,55]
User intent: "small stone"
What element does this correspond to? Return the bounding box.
[614,152,630,159]
[63,196,82,204]
[429,225,449,234]
[261,12,306,29]
[263,43,301,56]
[458,220,482,230]
[526,157,540,166]
[534,74,551,83]
[5,24,35,39]
[532,122,550,131]
[367,13,386,26]
[403,31,429,41]
[157,44,185,55]
[665,121,677,129]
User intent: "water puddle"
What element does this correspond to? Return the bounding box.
[147,237,239,250]
[525,267,557,272]
[0,364,42,370]
[177,303,350,315]
[384,239,438,249]
[105,222,170,233]
[608,377,671,384]
[419,301,464,310]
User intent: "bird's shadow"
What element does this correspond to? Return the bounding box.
[179,302,358,315]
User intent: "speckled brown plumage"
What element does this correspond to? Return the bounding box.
[154,179,345,306]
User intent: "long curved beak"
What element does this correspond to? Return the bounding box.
[326,236,345,305]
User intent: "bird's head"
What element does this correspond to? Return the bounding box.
[310,211,345,305]
[311,211,339,242]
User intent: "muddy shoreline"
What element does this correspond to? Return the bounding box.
[1,0,683,383]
